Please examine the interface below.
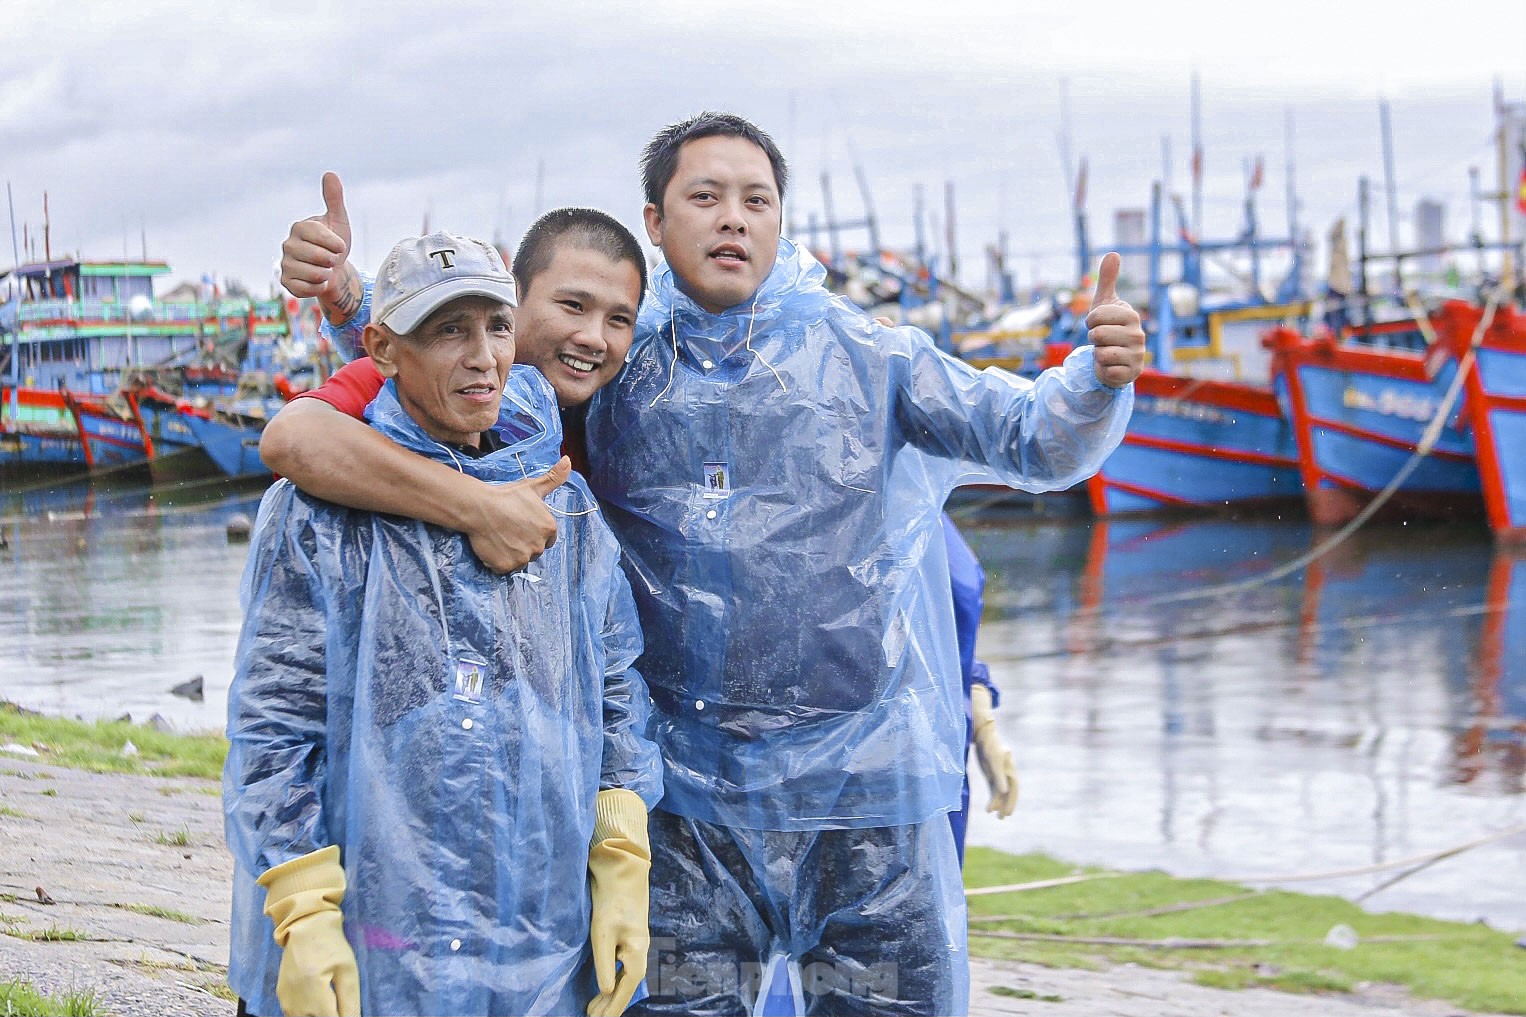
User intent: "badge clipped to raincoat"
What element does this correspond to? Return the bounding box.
[452,655,488,705]
[702,461,730,499]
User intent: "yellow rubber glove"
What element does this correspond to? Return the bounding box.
[971,684,1019,818]
[258,844,361,1017]
[586,789,650,1017]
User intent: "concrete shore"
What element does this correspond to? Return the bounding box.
[0,758,1500,1016]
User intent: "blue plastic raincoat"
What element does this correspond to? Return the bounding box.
[586,238,1129,833]
[224,366,662,1017]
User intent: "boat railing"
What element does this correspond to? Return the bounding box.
[11,297,285,327]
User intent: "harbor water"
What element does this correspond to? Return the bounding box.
[2,473,1523,932]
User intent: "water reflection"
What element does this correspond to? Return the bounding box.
[958,512,1526,931]
[0,470,267,731]
[2,474,1523,929]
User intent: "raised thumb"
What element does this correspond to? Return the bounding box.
[321,172,350,242]
[533,456,572,497]
[1089,251,1121,309]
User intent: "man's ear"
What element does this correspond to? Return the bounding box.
[363,324,400,378]
[642,202,663,247]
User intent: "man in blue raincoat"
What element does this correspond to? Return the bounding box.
[579,112,1142,1017]
[224,231,662,1017]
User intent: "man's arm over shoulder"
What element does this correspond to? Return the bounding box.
[259,362,570,574]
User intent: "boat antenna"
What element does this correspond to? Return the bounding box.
[6,181,19,403]
[1190,70,1204,241]
[1378,97,1403,293]
[6,181,18,270]
[1057,76,1076,204]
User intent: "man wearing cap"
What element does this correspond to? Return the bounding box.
[223,231,662,1017]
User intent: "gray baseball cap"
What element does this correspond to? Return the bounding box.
[373,231,518,335]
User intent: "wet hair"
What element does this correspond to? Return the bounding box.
[512,208,648,301]
[640,111,789,211]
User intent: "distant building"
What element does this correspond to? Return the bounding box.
[1414,199,1445,276]
[1114,208,1147,250]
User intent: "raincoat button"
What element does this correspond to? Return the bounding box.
[695,700,705,711]
[461,718,473,730]
[450,938,462,951]
[702,360,714,369]
[706,510,717,519]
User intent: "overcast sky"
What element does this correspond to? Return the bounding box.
[5,0,1524,298]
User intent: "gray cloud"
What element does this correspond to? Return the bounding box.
[5,0,1522,293]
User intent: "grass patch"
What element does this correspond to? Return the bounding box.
[0,703,225,781]
[964,847,1526,1015]
[127,812,146,823]
[200,980,238,1002]
[39,787,56,797]
[0,805,31,819]
[109,902,202,925]
[13,925,87,942]
[0,978,102,1016]
[987,984,1065,1002]
[154,827,192,847]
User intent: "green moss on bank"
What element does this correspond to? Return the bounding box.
[0,702,225,781]
[0,978,101,1016]
[964,848,1526,1014]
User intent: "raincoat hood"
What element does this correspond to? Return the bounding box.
[366,364,563,482]
[634,237,831,358]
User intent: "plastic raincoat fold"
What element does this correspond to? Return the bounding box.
[225,366,661,1016]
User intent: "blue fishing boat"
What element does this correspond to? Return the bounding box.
[1435,300,1526,543]
[1265,314,1483,527]
[63,391,149,472]
[1,251,293,473]
[0,387,83,467]
[184,395,277,481]
[1044,176,1310,516]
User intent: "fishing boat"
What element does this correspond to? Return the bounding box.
[0,386,83,467]
[63,390,149,471]
[1432,299,1526,543]
[120,381,216,483]
[1264,312,1483,527]
[1042,173,1310,517]
[0,250,293,474]
[186,400,276,481]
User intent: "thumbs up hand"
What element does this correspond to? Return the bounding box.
[281,172,363,324]
[460,457,572,573]
[1085,252,1146,388]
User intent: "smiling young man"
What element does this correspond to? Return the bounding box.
[261,190,648,563]
[225,231,661,1017]
[576,112,1142,1017]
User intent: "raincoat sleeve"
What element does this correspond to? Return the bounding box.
[224,483,350,876]
[318,270,374,364]
[596,543,664,809]
[970,659,999,708]
[892,330,1132,493]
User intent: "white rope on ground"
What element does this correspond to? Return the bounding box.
[966,929,1447,949]
[963,821,1526,898]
